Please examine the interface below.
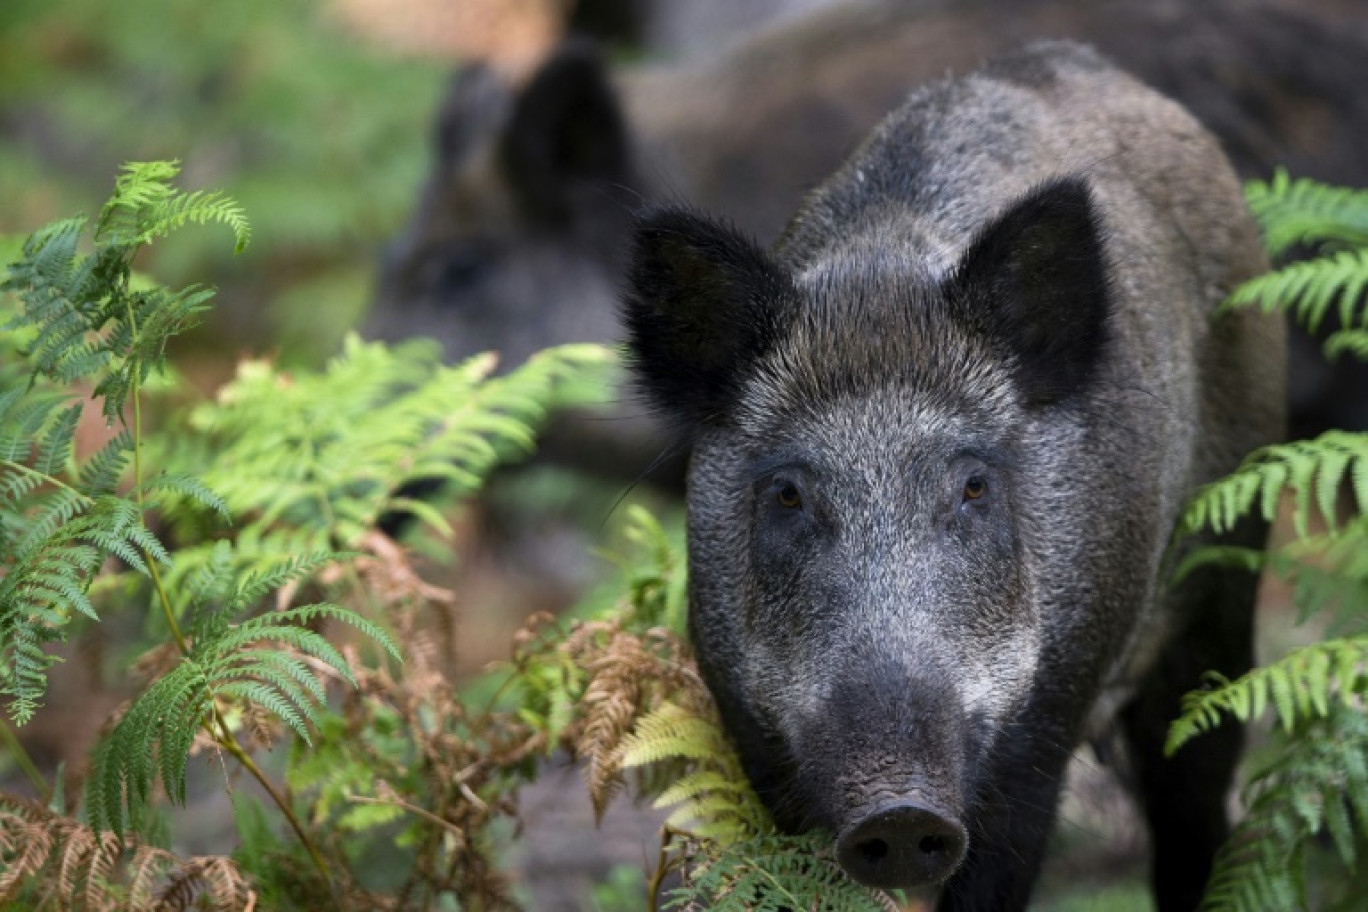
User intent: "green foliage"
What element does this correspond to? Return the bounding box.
[620,701,770,844]
[98,160,251,255]
[1175,431,1368,541]
[1228,169,1368,344]
[618,695,898,912]
[0,0,449,365]
[1168,637,1368,750]
[88,546,401,838]
[666,833,901,912]
[1226,249,1368,338]
[1169,174,1368,910]
[1244,169,1368,260]
[0,162,406,845]
[164,336,614,550]
[0,160,624,909]
[0,159,241,721]
[3,159,243,422]
[1197,706,1368,912]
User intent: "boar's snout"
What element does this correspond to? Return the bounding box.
[836,798,967,890]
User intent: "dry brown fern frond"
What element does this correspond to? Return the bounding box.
[153,855,254,912]
[578,633,645,819]
[311,633,541,910]
[549,614,711,820]
[352,530,457,613]
[0,791,254,912]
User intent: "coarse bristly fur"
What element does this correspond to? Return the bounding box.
[622,40,1285,911]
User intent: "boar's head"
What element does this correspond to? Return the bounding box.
[622,179,1117,890]
[369,41,635,366]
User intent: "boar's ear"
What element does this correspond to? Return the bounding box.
[950,177,1111,406]
[622,208,794,430]
[434,63,506,166]
[499,39,631,224]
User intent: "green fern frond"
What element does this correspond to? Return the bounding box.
[77,429,134,493]
[4,160,245,422]
[1325,328,1368,362]
[220,552,339,616]
[1167,636,1368,755]
[0,488,185,721]
[667,832,899,912]
[91,588,396,835]
[1244,169,1368,259]
[1175,430,1368,541]
[1225,246,1368,341]
[97,160,250,254]
[31,404,81,477]
[0,389,75,462]
[1195,705,1368,912]
[135,470,229,518]
[1224,248,1368,337]
[621,701,771,845]
[233,602,400,662]
[162,334,617,550]
[620,702,734,767]
[88,660,210,834]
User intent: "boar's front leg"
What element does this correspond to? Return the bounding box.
[1120,519,1263,911]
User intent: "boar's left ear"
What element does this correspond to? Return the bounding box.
[622,208,794,431]
[500,39,631,225]
[950,177,1111,406]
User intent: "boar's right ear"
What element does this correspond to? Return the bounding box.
[622,208,794,430]
[950,177,1111,407]
[499,39,631,225]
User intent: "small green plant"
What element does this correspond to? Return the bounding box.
[0,160,616,908]
[1168,170,1368,911]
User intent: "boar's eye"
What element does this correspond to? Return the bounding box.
[963,476,988,502]
[435,250,490,293]
[776,480,803,509]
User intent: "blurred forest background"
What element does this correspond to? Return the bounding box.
[2,0,1362,909]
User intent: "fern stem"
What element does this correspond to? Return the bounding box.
[647,825,692,912]
[0,716,52,805]
[0,460,90,504]
[121,292,335,902]
[347,793,466,841]
[147,558,190,655]
[210,710,337,894]
[120,299,192,656]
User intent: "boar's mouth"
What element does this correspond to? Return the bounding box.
[738,706,972,891]
[749,678,975,891]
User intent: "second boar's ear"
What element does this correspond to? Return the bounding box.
[950,177,1112,407]
[434,63,506,167]
[499,39,631,225]
[622,208,794,431]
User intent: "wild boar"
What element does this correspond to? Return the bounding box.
[621,40,1284,909]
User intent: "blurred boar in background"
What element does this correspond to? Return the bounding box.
[367,0,1368,483]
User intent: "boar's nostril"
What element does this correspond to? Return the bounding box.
[858,838,889,864]
[837,801,967,890]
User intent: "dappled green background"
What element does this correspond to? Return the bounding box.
[1,0,445,366]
